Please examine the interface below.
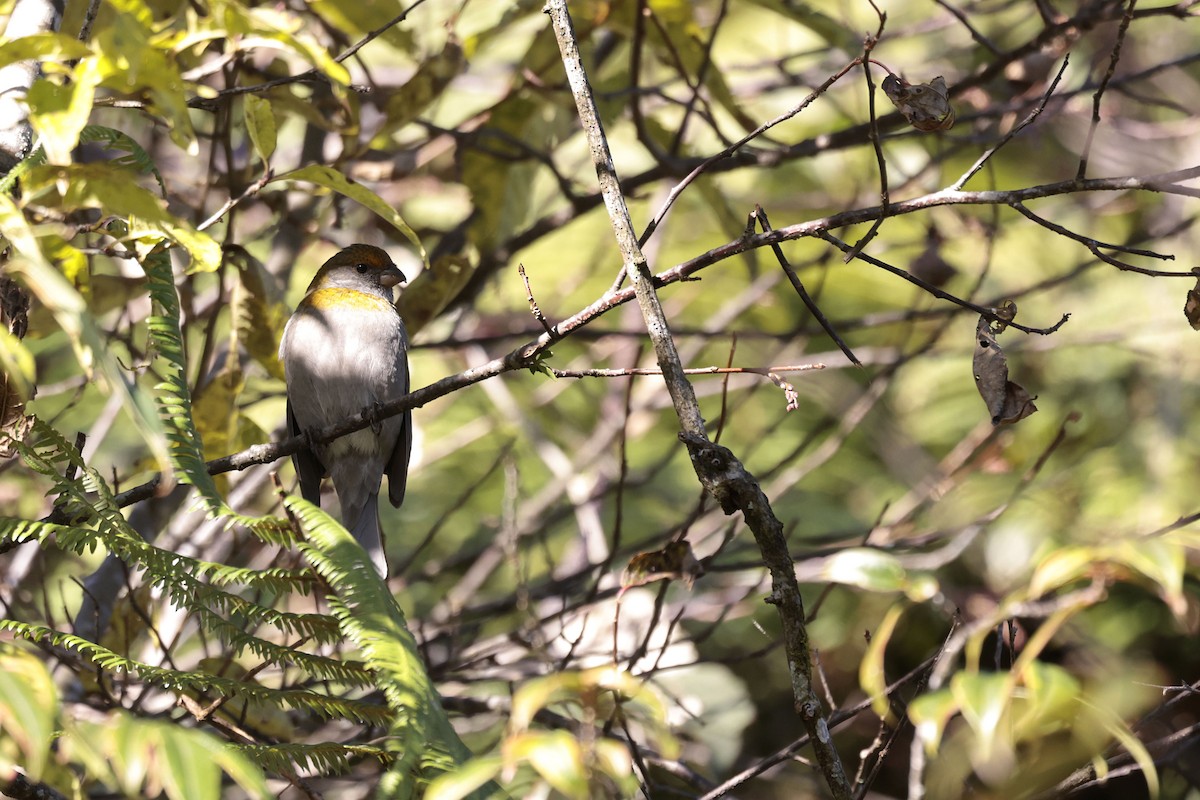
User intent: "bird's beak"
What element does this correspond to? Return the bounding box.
[380,265,406,288]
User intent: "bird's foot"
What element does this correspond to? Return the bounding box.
[303,425,323,449]
[365,402,385,435]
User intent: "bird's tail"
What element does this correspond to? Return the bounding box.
[346,492,388,578]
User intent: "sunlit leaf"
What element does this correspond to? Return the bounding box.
[1013,661,1080,741]
[1079,700,1159,798]
[859,604,904,723]
[508,731,588,799]
[951,672,1011,756]
[0,194,173,475]
[909,688,959,756]
[280,165,425,263]
[23,163,222,271]
[243,94,277,163]
[26,60,102,165]
[820,548,908,592]
[0,32,91,67]
[1112,538,1186,618]
[1028,547,1095,597]
[425,756,504,800]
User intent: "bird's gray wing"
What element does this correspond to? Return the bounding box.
[385,407,411,508]
[385,340,411,508]
[287,400,327,505]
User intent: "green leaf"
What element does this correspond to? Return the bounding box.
[1113,538,1186,618]
[1028,546,1094,598]
[80,124,166,194]
[0,643,57,779]
[1013,661,1080,741]
[285,497,479,797]
[0,325,36,402]
[369,37,465,149]
[740,0,861,52]
[425,756,504,800]
[908,688,959,756]
[280,165,426,264]
[92,0,197,153]
[0,32,91,67]
[1079,700,1159,798]
[511,731,588,799]
[159,725,222,800]
[0,195,173,474]
[951,672,1011,757]
[26,60,102,165]
[244,94,277,163]
[23,163,222,271]
[819,548,909,593]
[219,1,351,87]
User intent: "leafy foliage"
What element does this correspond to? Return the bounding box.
[1,0,1199,798]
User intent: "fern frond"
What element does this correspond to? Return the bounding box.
[286,497,478,798]
[236,742,392,776]
[142,246,226,513]
[0,620,390,723]
[0,126,163,197]
[79,125,165,193]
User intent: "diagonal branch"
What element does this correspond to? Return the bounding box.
[544,1,853,797]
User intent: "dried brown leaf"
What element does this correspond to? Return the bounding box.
[882,74,955,132]
[909,225,958,287]
[973,315,1037,426]
[1185,269,1200,331]
[621,540,702,592]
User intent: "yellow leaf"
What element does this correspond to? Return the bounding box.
[243,94,277,163]
[0,32,91,67]
[26,60,102,165]
[859,604,904,723]
[24,163,222,271]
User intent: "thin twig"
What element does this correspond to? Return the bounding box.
[818,230,1072,335]
[1011,202,1190,276]
[549,363,825,378]
[951,56,1071,191]
[186,0,433,105]
[544,0,704,437]
[196,170,274,232]
[518,263,557,337]
[756,205,861,366]
[89,164,1199,515]
[546,1,852,796]
[843,12,888,263]
[636,55,865,250]
[1077,0,1137,179]
[669,0,730,156]
[934,0,1003,54]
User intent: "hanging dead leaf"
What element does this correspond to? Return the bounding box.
[909,225,958,287]
[620,540,702,593]
[973,314,1037,425]
[1184,268,1200,331]
[882,74,955,132]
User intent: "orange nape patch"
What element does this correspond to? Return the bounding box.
[302,288,395,312]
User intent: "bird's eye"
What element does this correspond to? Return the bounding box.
[356,264,370,274]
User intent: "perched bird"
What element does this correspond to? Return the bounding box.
[279,244,411,577]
